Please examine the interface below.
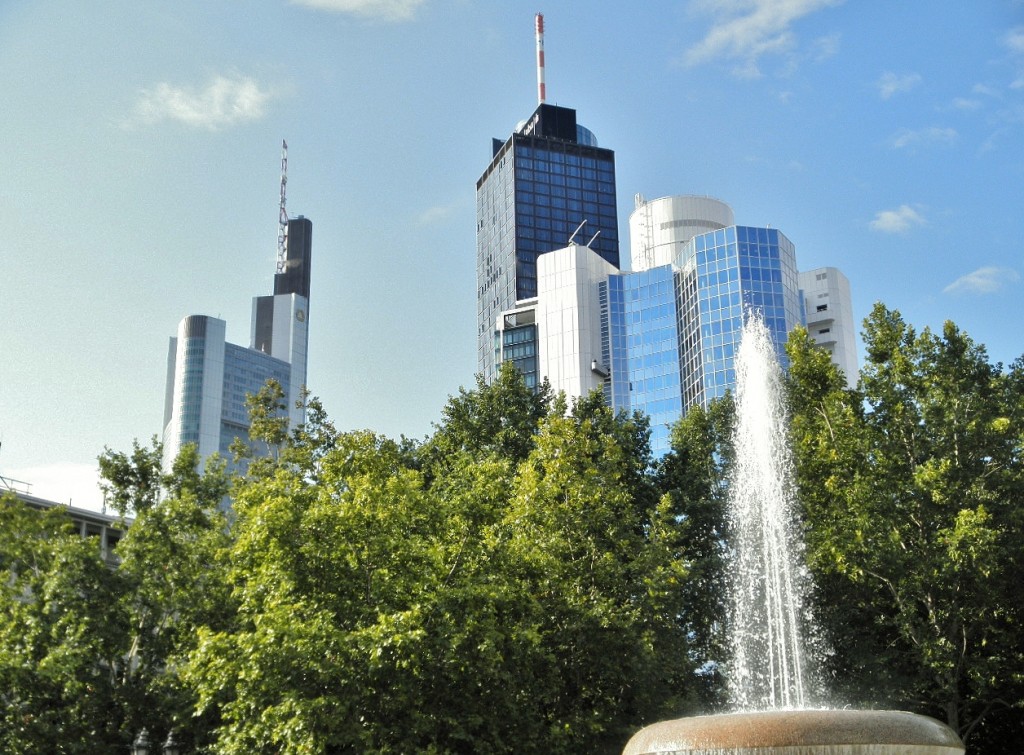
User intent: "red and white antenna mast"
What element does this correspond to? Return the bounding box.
[276,139,288,274]
[535,13,546,104]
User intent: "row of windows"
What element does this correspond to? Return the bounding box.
[736,243,786,260]
[516,166,614,187]
[515,190,615,213]
[626,349,679,370]
[626,325,674,346]
[517,214,616,235]
[516,154,610,176]
[629,372,681,395]
[699,291,742,314]
[516,141,608,158]
[624,306,676,327]
[623,277,674,299]
[692,226,783,251]
[701,316,744,338]
[503,325,536,346]
[516,153,610,176]
[503,343,535,360]
[516,200,617,221]
[631,396,683,418]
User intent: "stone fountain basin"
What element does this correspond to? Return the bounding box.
[622,709,964,754]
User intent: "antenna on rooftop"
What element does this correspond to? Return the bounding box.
[568,219,587,245]
[277,139,288,274]
[535,13,546,104]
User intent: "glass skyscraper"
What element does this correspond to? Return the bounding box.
[162,216,312,476]
[604,266,685,455]
[476,103,619,381]
[677,225,802,409]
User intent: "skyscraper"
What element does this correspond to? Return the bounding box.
[477,18,855,454]
[493,194,854,456]
[798,267,857,388]
[162,216,312,474]
[476,102,619,383]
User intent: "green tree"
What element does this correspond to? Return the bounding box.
[499,393,690,752]
[0,495,129,753]
[183,374,706,753]
[786,306,1024,750]
[185,429,434,753]
[98,436,164,516]
[424,361,551,470]
[655,397,734,709]
[111,443,234,751]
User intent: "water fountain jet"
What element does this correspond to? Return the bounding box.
[622,315,963,755]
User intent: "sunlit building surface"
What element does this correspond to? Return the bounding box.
[162,217,312,473]
[799,267,858,389]
[490,194,855,457]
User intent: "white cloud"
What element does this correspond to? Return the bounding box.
[1004,26,1024,55]
[943,266,1020,295]
[877,71,921,99]
[951,97,981,111]
[416,202,461,225]
[1004,27,1024,88]
[133,75,272,130]
[869,204,926,234]
[290,0,425,21]
[683,0,843,77]
[4,462,104,511]
[811,32,841,61]
[889,126,957,149]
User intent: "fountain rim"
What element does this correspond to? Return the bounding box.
[622,709,964,753]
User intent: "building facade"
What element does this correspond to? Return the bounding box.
[476,103,619,382]
[162,217,312,473]
[5,488,127,566]
[799,267,858,389]
[492,194,855,457]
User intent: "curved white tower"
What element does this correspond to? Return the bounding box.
[629,194,734,271]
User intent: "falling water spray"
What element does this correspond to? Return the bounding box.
[726,313,816,710]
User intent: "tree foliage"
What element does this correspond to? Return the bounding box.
[787,305,1024,751]
[183,375,707,754]
[1,439,234,752]
[9,307,1021,753]
[0,495,127,753]
[655,396,734,709]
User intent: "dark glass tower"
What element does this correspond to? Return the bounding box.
[476,103,619,380]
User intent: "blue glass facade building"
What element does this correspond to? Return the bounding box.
[603,220,801,456]
[477,103,619,381]
[677,226,801,410]
[604,266,685,455]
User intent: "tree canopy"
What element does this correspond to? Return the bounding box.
[786,304,1024,751]
[3,310,1022,753]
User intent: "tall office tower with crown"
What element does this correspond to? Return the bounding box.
[476,14,620,385]
[162,143,312,476]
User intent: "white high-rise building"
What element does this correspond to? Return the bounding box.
[162,217,312,473]
[799,267,858,388]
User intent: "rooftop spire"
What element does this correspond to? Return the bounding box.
[535,13,546,104]
[276,139,288,275]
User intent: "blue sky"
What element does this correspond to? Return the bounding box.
[2,0,1022,509]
